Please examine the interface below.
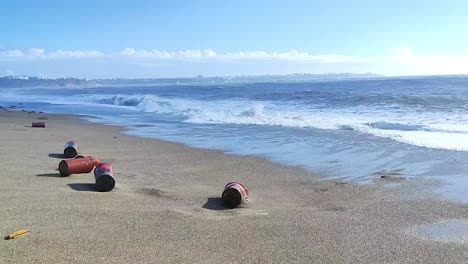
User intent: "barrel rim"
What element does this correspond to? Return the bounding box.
[222,188,242,209]
[96,174,115,192]
[58,160,70,177]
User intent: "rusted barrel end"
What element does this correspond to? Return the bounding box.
[58,160,70,177]
[222,188,242,209]
[222,182,248,209]
[96,174,115,192]
[63,141,78,158]
[64,147,78,158]
[94,163,115,192]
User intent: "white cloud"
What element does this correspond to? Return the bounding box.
[28,48,45,57]
[0,46,422,63]
[4,69,15,75]
[205,49,216,57]
[121,48,136,55]
[0,48,103,59]
[2,46,468,77]
[119,48,218,59]
[116,48,366,63]
[48,50,104,58]
[0,49,23,57]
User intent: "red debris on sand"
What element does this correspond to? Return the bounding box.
[222,182,249,208]
[59,156,100,176]
[32,121,45,128]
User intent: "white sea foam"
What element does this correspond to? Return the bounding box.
[81,93,468,151]
[3,90,468,151]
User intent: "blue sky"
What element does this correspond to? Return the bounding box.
[1,0,468,78]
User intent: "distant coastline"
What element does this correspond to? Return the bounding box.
[0,73,383,88]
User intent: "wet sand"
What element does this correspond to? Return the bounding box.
[1,110,468,263]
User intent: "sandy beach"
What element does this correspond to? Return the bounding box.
[1,110,468,263]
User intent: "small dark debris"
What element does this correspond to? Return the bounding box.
[38,116,48,120]
[328,206,346,212]
[380,175,406,180]
[372,169,404,177]
[314,188,329,192]
[334,182,348,186]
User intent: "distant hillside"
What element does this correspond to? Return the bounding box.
[0,76,88,88]
[0,73,384,88]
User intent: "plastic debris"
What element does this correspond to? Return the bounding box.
[4,230,29,240]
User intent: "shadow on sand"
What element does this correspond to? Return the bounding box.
[68,183,95,192]
[202,197,227,210]
[48,153,64,159]
[36,173,62,177]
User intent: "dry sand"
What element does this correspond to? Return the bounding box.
[1,110,468,263]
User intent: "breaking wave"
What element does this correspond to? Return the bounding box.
[88,94,468,151]
[2,87,468,151]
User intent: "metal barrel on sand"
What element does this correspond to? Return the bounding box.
[59,156,101,177]
[63,140,78,158]
[222,182,249,208]
[94,163,115,192]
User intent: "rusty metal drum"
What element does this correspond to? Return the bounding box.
[63,141,78,158]
[222,182,249,208]
[94,163,115,192]
[32,121,45,127]
[59,156,99,177]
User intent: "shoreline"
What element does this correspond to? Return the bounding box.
[1,110,468,263]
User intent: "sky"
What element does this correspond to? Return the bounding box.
[1,0,468,78]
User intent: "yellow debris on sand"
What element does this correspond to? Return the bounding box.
[4,230,29,240]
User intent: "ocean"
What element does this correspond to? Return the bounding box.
[2,75,468,200]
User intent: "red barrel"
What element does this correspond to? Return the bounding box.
[94,163,115,192]
[222,182,249,208]
[32,121,45,127]
[63,141,78,158]
[59,156,101,177]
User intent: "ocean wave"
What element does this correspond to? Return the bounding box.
[4,90,468,151]
[93,94,468,151]
[366,121,426,131]
[93,94,350,129]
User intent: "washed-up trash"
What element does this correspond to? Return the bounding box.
[94,163,115,192]
[32,121,45,127]
[63,141,78,158]
[222,182,249,208]
[59,156,102,177]
[4,229,29,240]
